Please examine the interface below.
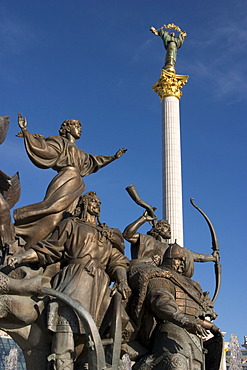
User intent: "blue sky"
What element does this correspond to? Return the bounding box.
[0,0,246,344]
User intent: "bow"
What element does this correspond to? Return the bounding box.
[190,198,221,302]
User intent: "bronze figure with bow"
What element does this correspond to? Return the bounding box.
[190,198,221,302]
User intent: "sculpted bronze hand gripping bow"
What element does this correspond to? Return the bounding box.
[125,186,221,302]
[190,198,221,302]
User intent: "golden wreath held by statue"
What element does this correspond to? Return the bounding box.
[150,23,187,38]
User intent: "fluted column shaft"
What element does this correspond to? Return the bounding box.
[152,69,188,247]
[162,96,183,246]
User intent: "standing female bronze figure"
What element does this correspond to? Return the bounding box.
[14,114,127,247]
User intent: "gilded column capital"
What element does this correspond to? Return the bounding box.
[152,70,189,100]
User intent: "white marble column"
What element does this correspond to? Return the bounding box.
[162,96,183,246]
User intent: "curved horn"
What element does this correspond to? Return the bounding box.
[126,185,157,226]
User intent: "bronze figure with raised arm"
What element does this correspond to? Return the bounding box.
[150,23,187,73]
[123,211,218,277]
[14,113,127,248]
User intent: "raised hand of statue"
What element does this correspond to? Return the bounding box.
[115,148,127,158]
[143,210,157,223]
[18,113,27,130]
[16,113,27,137]
[150,26,158,35]
[181,31,187,38]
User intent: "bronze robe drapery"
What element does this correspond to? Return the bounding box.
[131,234,169,262]
[31,217,129,333]
[14,131,117,247]
[158,30,185,68]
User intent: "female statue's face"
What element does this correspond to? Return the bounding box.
[69,121,82,139]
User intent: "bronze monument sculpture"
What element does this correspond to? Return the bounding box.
[0,23,223,369]
[0,116,131,369]
[14,113,127,248]
[127,243,222,369]
[7,191,131,369]
[0,116,10,144]
[123,206,219,275]
[124,184,221,287]
[0,111,223,370]
[0,116,21,260]
[150,23,187,73]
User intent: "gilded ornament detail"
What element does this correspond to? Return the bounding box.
[152,70,189,100]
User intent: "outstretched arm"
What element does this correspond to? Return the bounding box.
[87,148,128,176]
[176,32,187,49]
[190,250,218,263]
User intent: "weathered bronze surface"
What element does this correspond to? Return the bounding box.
[14,113,127,248]
[0,116,9,144]
[0,115,223,370]
[6,191,130,368]
[124,187,219,278]
[122,188,223,369]
[150,23,187,73]
[126,244,222,369]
